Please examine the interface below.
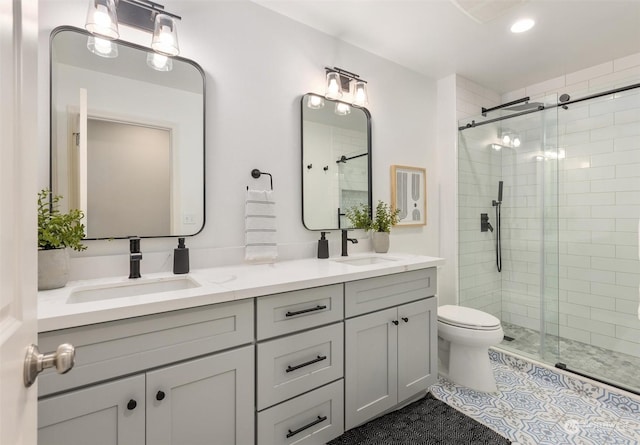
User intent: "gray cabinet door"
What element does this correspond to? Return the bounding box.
[397,298,437,402]
[344,307,398,430]
[38,374,145,445]
[146,345,255,445]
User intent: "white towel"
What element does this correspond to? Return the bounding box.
[245,189,277,262]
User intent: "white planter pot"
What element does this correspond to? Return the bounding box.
[38,248,70,290]
[372,232,390,253]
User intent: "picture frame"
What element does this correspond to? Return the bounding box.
[391,165,426,226]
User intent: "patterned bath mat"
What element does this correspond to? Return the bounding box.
[328,392,511,445]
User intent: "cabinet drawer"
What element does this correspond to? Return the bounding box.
[257,379,344,445]
[38,299,254,397]
[344,268,436,317]
[257,284,343,339]
[257,323,343,410]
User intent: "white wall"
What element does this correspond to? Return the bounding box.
[38,0,439,279]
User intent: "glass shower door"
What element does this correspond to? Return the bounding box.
[457,96,559,363]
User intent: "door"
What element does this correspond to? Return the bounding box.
[345,307,398,430]
[146,345,255,445]
[0,1,39,444]
[38,375,145,445]
[397,298,437,402]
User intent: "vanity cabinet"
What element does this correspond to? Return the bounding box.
[344,270,437,430]
[38,300,255,445]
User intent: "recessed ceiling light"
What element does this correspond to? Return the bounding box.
[510,18,535,33]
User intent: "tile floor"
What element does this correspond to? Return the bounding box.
[501,321,640,392]
[430,349,640,445]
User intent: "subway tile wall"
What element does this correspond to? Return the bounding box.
[456,53,640,360]
[456,76,503,318]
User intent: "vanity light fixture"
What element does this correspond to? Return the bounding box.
[324,67,369,107]
[85,0,182,56]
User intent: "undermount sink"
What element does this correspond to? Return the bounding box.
[67,276,201,304]
[332,256,397,266]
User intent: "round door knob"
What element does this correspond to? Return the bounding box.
[127,399,137,410]
[156,390,166,401]
[23,343,76,388]
[392,320,399,326]
[402,317,409,323]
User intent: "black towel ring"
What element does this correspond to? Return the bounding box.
[247,168,273,190]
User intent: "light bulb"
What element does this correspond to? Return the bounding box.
[511,18,535,33]
[146,52,172,71]
[513,137,521,147]
[352,81,368,107]
[335,102,351,116]
[152,14,179,56]
[85,0,119,40]
[502,134,511,145]
[325,72,342,99]
[307,95,325,109]
[87,36,118,58]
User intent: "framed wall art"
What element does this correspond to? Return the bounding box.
[391,165,426,226]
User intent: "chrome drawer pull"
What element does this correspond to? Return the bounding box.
[286,355,327,373]
[285,305,327,317]
[286,415,328,438]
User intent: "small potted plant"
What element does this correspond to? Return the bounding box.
[346,200,400,253]
[38,189,86,290]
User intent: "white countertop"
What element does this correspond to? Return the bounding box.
[38,253,444,332]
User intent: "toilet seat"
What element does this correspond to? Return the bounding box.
[438,305,501,331]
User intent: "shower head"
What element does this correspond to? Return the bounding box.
[502,102,545,112]
[493,181,503,207]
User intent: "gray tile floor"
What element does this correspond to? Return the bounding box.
[500,321,640,393]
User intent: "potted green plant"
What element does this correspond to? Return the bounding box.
[38,189,86,290]
[346,200,400,253]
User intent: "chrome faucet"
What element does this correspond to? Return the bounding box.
[341,229,358,256]
[129,237,142,279]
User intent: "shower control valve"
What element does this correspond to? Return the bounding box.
[481,213,494,232]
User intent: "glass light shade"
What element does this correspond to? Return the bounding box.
[152,14,180,56]
[85,0,119,40]
[502,134,511,144]
[325,72,343,99]
[335,102,351,116]
[352,80,368,107]
[307,94,325,109]
[87,36,118,58]
[146,52,173,71]
[513,137,521,147]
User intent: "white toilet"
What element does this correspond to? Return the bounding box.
[437,305,503,392]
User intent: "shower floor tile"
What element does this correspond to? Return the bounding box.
[430,350,640,445]
[500,321,640,392]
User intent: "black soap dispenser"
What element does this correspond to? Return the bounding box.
[173,237,189,274]
[317,232,329,259]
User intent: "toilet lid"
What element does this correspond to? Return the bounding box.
[438,305,501,329]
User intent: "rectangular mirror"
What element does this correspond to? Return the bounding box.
[50,26,205,239]
[301,93,372,230]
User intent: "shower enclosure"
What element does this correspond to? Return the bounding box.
[457,81,640,395]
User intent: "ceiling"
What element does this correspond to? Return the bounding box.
[253,0,640,94]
